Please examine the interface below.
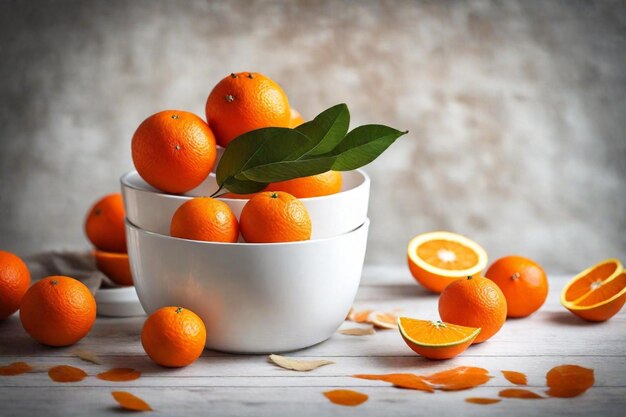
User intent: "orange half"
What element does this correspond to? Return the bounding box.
[561,259,625,322]
[94,250,133,286]
[407,231,488,293]
[398,317,481,360]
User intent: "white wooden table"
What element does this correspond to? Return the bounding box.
[1,266,624,416]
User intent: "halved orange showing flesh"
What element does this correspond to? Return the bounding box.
[398,317,481,360]
[407,231,488,293]
[94,250,133,286]
[561,259,625,322]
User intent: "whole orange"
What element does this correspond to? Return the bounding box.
[485,255,548,318]
[19,276,96,346]
[205,72,290,147]
[267,171,342,198]
[131,110,216,194]
[438,275,507,344]
[289,107,305,128]
[141,306,206,367]
[170,197,239,242]
[84,193,127,253]
[239,192,311,243]
[0,251,31,320]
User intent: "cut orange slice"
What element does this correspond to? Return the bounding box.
[398,317,481,360]
[407,231,488,293]
[94,250,133,286]
[561,259,625,322]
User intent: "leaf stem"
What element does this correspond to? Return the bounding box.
[209,184,225,198]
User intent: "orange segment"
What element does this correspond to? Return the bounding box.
[407,231,488,293]
[398,317,481,360]
[561,259,625,322]
[94,250,133,286]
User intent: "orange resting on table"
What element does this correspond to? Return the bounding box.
[485,255,549,318]
[398,317,480,360]
[19,276,96,346]
[407,231,488,293]
[438,275,507,344]
[170,197,239,243]
[94,250,133,286]
[131,110,216,194]
[84,193,127,253]
[0,250,31,320]
[560,258,625,321]
[205,72,291,148]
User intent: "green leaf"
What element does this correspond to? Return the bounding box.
[296,103,350,157]
[328,125,408,171]
[238,156,337,183]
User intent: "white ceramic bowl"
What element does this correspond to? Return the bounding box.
[126,218,370,353]
[121,169,370,240]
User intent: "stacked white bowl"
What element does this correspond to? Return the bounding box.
[121,149,371,353]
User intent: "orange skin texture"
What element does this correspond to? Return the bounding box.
[141,306,207,368]
[485,256,548,318]
[289,107,305,128]
[94,250,133,286]
[84,193,127,253]
[268,171,342,199]
[240,192,311,243]
[205,72,291,148]
[401,333,475,360]
[0,251,31,320]
[170,198,239,243]
[438,276,507,344]
[408,259,462,293]
[132,110,216,194]
[19,276,96,346]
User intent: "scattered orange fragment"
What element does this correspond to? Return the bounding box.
[48,365,87,383]
[465,397,501,405]
[353,373,434,392]
[546,365,595,398]
[501,370,527,385]
[323,389,368,407]
[499,388,544,399]
[421,366,492,391]
[97,368,141,382]
[0,362,32,376]
[112,391,153,412]
[370,312,397,329]
[349,309,373,323]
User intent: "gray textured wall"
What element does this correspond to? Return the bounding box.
[0,0,624,273]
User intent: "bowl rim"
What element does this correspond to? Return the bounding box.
[120,169,370,203]
[126,217,370,247]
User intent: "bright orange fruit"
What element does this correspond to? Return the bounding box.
[19,276,96,346]
[0,251,30,320]
[239,192,311,243]
[398,317,480,360]
[268,171,342,198]
[485,255,548,318]
[94,250,133,286]
[170,197,239,243]
[141,306,206,368]
[131,110,216,194]
[438,275,507,344]
[205,72,290,147]
[561,259,625,321]
[289,107,305,128]
[84,193,127,253]
[407,231,488,293]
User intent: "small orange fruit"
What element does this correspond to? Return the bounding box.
[19,276,96,346]
[438,275,507,344]
[239,191,311,243]
[141,306,206,367]
[205,72,291,147]
[289,107,305,128]
[398,317,481,360]
[84,193,127,253]
[408,231,488,293]
[561,259,625,322]
[94,250,133,286]
[485,255,548,318]
[267,171,343,198]
[132,110,216,194]
[170,197,239,243]
[0,251,31,320]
